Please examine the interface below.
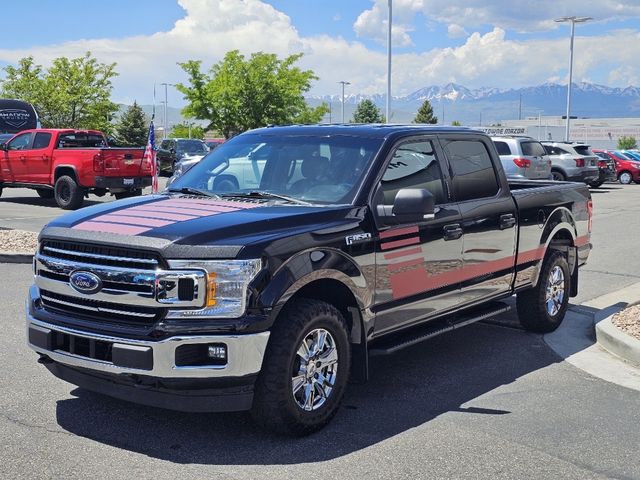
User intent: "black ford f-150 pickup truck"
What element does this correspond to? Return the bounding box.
[27,125,592,435]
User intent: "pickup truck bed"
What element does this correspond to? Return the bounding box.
[26,124,591,435]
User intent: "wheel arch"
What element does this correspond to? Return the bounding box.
[54,164,79,183]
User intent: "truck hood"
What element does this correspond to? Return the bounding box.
[41,194,361,259]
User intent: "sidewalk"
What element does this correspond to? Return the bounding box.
[545,281,640,392]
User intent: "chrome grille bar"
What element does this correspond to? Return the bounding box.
[41,294,156,318]
[42,246,159,265]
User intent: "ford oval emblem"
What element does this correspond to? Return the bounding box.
[69,271,103,294]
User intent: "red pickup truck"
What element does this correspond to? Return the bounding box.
[0,129,152,209]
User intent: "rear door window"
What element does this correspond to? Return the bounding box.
[573,145,594,156]
[493,141,511,156]
[544,145,570,155]
[521,141,546,156]
[32,132,52,150]
[443,139,499,201]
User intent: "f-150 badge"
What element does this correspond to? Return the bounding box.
[345,233,371,245]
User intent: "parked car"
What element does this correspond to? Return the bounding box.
[205,139,225,150]
[165,153,207,188]
[0,129,151,209]
[156,138,209,175]
[541,141,600,185]
[593,149,640,184]
[27,125,592,435]
[587,150,617,186]
[491,136,551,180]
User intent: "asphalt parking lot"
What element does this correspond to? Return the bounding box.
[1,182,640,479]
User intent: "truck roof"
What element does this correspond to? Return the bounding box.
[248,124,480,139]
[17,128,104,135]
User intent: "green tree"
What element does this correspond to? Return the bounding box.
[170,122,206,140]
[115,101,148,146]
[176,51,328,138]
[0,52,119,133]
[352,99,384,123]
[451,120,462,126]
[413,99,438,124]
[618,136,638,149]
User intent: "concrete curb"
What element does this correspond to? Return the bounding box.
[596,316,640,368]
[583,282,640,369]
[0,252,34,264]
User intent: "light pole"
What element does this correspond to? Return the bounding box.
[386,0,392,123]
[339,81,350,123]
[555,16,592,142]
[160,82,176,138]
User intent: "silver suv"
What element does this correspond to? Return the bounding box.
[541,142,600,184]
[491,136,551,180]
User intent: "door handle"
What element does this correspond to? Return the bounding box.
[499,214,516,229]
[19,155,26,161]
[443,223,463,241]
[42,155,49,161]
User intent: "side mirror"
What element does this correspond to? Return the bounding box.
[0,143,7,151]
[377,188,435,223]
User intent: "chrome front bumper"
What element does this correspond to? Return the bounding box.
[27,313,270,379]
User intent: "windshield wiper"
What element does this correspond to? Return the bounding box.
[167,187,220,199]
[221,191,311,205]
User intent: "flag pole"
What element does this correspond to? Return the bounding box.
[146,83,158,193]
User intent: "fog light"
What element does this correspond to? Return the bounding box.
[207,344,227,360]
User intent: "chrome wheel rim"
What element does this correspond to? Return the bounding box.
[545,265,565,316]
[620,172,632,184]
[291,328,338,411]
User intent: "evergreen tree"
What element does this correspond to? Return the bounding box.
[451,120,462,126]
[414,100,438,124]
[352,99,384,123]
[115,102,148,146]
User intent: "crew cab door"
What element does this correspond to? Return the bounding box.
[372,137,464,335]
[27,132,53,183]
[2,132,33,183]
[438,135,517,305]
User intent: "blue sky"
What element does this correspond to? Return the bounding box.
[0,0,639,105]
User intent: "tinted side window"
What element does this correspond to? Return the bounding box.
[379,140,446,205]
[33,132,52,150]
[7,132,32,150]
[521,141,546,156]
[544,145,570,155]
[573,145,594,156]
[443,139,499,201]
[493,141,511,156]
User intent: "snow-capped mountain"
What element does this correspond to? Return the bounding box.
[307,82,640,124]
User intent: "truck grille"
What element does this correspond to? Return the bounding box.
[40,290,161,326]
[34,239,207,330]
[40,240,163,270]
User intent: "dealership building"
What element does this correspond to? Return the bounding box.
[483,116,640,150]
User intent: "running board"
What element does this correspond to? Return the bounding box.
[369,302,511,356]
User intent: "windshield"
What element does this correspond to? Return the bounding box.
[177,139,208,154]
[168,133,383,205]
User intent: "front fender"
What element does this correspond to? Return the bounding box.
[257,247,372,316]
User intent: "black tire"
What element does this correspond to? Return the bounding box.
[517,251,570,333]
[114,189,142,200]
[551,170,565,181]
[251,298,351,436]
[54,175,84,210]
[213,176,239,192]
[588,180,603,188]
[36,189,54,199]
[619,171,633,185]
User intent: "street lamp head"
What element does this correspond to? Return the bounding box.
[555,16,593,23]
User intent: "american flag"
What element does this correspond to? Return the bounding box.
[143,121,158,193]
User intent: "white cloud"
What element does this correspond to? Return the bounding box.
[354,0,640,42]
[447,24,468,39]
[0,0,638,106]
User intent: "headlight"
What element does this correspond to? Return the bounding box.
[165,259,262,318]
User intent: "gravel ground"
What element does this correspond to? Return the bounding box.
[0,229,38,253]
[612,304,640,340]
